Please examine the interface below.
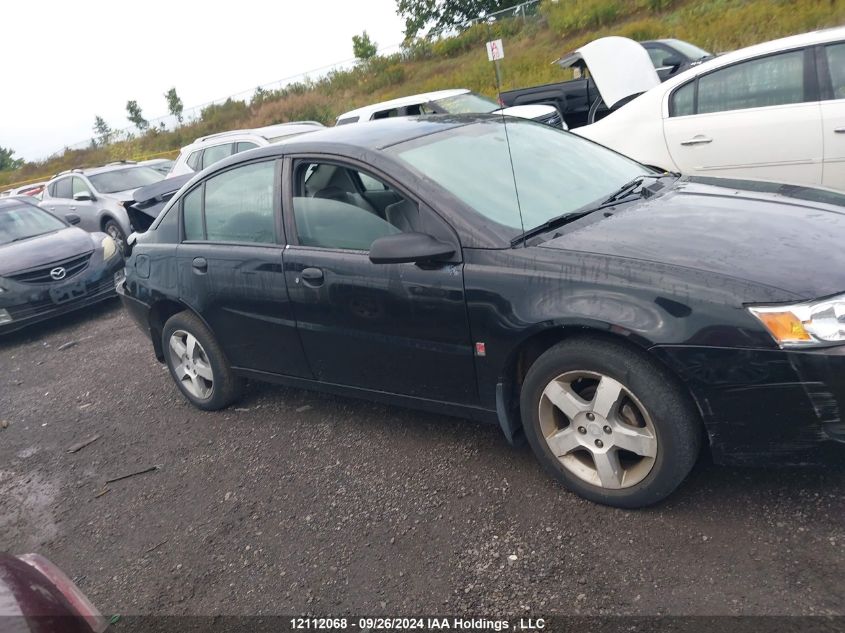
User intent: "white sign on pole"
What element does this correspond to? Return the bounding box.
[486,39,504,61]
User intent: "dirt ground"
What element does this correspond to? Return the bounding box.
[1,299,844,617]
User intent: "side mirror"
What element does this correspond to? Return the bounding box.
[662,55,683,69]
[65,213,81,225]
[369,232,455,265]
[73,191,94,202]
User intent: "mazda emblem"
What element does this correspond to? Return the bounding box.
[50,267,67,281]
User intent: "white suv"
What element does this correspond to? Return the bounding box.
[168,122,325,177]
[335,89,566,129]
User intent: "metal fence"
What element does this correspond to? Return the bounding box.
[50,0,543,157]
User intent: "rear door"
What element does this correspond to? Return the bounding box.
[42,177,75,224]
[176,158,311,378]
[281,157,478,404]
[663,48,823,185]
[819,41,845,189]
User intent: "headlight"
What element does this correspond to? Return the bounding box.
[748,294,845,347]
[101,235,117,260]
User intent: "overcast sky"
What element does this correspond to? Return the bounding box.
[1,0,406,161]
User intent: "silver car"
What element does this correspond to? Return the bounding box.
[40,162,164,251]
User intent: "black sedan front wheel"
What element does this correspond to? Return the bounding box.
[162,311,242,411]
[520,337,701,508]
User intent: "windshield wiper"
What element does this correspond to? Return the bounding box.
[510,175,665,247]
[601,174,664,205]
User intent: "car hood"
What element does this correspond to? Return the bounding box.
[555,36,660,108]
[539,177,845,301]
[0,227,94,276]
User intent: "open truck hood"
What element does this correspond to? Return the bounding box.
[555,36,660,108]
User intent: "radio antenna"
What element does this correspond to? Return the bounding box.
[486,19,526,243]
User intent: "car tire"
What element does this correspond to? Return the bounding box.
[520,337,701,508]
[103,219,127,254]
[162,311,242,411]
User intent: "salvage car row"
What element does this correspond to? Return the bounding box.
[3,28,845,511]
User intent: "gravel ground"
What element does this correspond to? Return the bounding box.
[1,299,844,617]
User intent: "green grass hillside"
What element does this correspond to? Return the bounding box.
[2,0,843,188]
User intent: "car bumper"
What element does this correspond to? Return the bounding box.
[0,257,124,335]
[116,277,152,336]
[652,345,845,465]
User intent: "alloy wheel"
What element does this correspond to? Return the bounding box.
[168,329,214,399]
[538,371,657,489]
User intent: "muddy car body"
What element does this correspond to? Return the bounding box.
[120,116,845,507]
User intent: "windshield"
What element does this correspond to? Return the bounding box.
[432,93,500,114]
[0,203,66,245]
[88,166,164,193]
[664,39,711,60]
[390,119,646,231]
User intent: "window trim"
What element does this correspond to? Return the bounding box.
[814,41,845,102]
[667,45,814,118]
[178,157,283,247]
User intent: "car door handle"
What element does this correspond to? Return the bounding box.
[680,136,713,146]
[834,127,845,134]
[69,206,76,211]
[191,257,208,273]
[299,267,324,287]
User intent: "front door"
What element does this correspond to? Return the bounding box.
[175,159,311,378]
[663,48,823,186]
[282,158,478,405]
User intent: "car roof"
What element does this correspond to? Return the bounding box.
[52,162,147,179]
[336,89,471,120]
[668,26,845,84]
[203,115,484,175]
[187,121,324,148]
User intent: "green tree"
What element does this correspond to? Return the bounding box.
[164,87,184,124]
[93,115,112,147]
[397,0,521,38]
[352,30,378,61]
[251,86,268,108]
[0,146,23,171]
[126,100,149,131]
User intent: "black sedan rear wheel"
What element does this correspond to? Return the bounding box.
[520,337,701,508]
[162,311,242,411]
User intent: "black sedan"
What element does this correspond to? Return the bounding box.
[120,115,845,508]
[0,197,124,334]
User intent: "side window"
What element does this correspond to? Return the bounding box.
[182,186,204,241]
[670,81,696,117]
[154,204,180,243]
[293,161,417,250]
[358,172,388,192]
[645,46,668,68]
[372,108,400,120]
[47,182,56,197]
[186,150,202,171]
[336,116,359,126]
[824,43,845,99]
[181,162,276,244]
[72,177,91,196]
[236,142,259,153]
[54,178,73,199]
[201,143,234,169]
[697,50,806,114]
